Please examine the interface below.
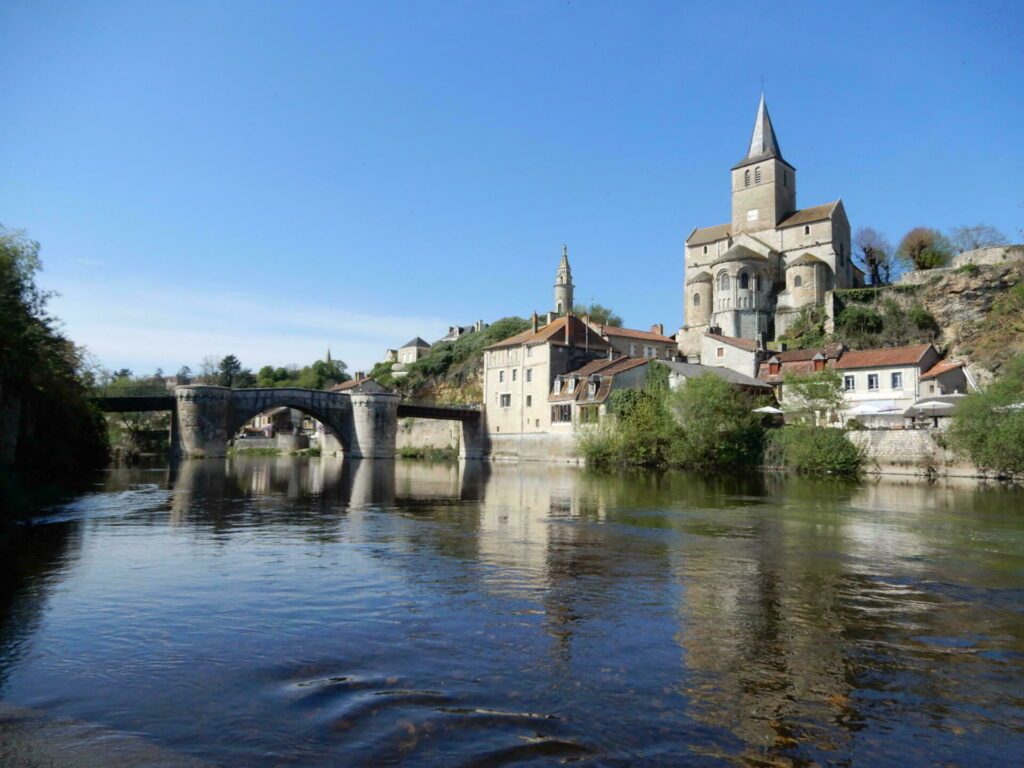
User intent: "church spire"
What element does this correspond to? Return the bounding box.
[741,93,784,165]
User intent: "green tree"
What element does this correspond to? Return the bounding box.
[666,375,764,469]
[948,354,1024,477]
[897,227,952,270]
[782,367,845,425]
[217,355,242,387]
[764,425,862,477]
[0,226,108,494]
[573,302,623,327]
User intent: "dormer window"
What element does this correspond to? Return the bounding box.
[552,379,562,395]
[768,357,781,375]
[744,169,750,187]
[754,166,762,184]
[567,378,576,394]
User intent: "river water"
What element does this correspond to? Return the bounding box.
[2,458,1023,766]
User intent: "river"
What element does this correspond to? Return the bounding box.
[2,457,1023,766]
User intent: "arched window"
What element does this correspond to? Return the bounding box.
[744,169,750,187]
[702,245,708,255]
[803,225,810,236]
[719,272,730,291]
[692,293,700,307]
[739,272,749,290]
[754,275,761,291]
[794,275,803,288]
[754,166,762,184]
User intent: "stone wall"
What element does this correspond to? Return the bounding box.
[897,245,1023,285]
[487,432,582,464]
[232,434,309,452]
[396,417,460,452]
[847,429,976,478]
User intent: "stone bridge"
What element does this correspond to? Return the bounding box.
[96,386,484,460]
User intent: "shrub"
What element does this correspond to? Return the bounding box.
[908,303,939,334]
[948,354,1024,477]
[666,376,764,469]
[765,425,862,477]
[956,263,981,277]
[837,305,884,336]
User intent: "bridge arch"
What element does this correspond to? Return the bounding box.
[226,389,352,454]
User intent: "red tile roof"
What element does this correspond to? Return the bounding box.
[834,344,935,370]
[920,360,965,380]
[599,325,676,344]
[705,332,759,352]
[485,315,611,351]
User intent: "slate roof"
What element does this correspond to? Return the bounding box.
[400,337,431,349]
[656,360,772,390]
[549,357,649,403]
[732,94,790,169]
[834,344,935,370]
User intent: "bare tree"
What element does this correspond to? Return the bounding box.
[948,224,1007,254]
[198,355,220,384]
[897,227,952,271]
[854,227,894,285]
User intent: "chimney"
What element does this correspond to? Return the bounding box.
[812,353,826,372]
[565,314,571,344]
[651,323,664,336]
[531,311,538,333]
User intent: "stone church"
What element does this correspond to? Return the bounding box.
[678,95,861,357]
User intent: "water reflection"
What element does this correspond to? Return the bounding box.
[1,459,1022,766]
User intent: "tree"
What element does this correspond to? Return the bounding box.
[217,355,243,387]
[948,224,1007,254]
[573,302,623,327]
[853,227,894,285]
[198,355,220,384]
[175,365,193,385]
[948,354,1024,477]
[781,367,845,425]
[897,227,952,270]
[666,375,764,469]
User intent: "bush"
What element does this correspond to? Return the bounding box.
[948,354,1024,477]
[837,305,884,336]
[908,303,939,334]
[765,425,862,477]
[957,263,981,276]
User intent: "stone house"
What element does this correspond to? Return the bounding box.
[699,332,764,378]
[482,314,610,435]
[679,95,863,358]
[548,357,650,430]
[834,344,950,414]
[656,360,774,396]
[595,323,679,361]
[755,343,846,403]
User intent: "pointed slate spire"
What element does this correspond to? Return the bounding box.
[740,93,784,165]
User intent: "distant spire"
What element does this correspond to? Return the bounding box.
[561,243,569,264]
[326,346,332,364]
[743,93,783,164]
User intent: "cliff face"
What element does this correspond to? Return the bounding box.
[915,259,1024,381]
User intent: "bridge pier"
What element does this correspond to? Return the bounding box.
[348,392,400,459]
[459,417,487,460]
[175,386,231,458]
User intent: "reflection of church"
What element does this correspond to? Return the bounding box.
[679,96,863,357]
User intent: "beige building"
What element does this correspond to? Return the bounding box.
[680,95,862,357]
[482,314,610,435]
[596,323,679,361]
[549,356,650,430]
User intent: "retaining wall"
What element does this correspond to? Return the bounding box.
[847,429,977,478]
[396,417,460,452]
[486,432,583,464]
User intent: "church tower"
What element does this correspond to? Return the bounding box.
[730,94,796,234]
[553,244,574,316]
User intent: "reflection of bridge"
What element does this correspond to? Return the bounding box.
[95,386,484,460]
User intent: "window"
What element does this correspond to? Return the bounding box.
[868,374,879,391]
[740,272,749,290]
[588,380,598,396]
[844,375,855,391]
[794,275,803,288]
[526,346,533,358]
[512,369,517,382]
[526,395,532,407]
[754,275,762,291]
[716,347,725,358]
[754,166,761,183]
[804,225,810,236]
[499,393,511,408]
[526,369,532,383]
[556,301,563,314]
[719,272,730,290]
[693,293,700,307]
[551,404,572,423]
[552,379,561,395]
[703,245,708,255]
[629,343,637,356]
[498,370,504,383]
[567,378,576,393]
[579,405,599,424]
[744,169,750,187]
[891,372,903,389]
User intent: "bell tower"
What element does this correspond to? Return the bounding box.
[731,94,796,234]
[554,244,574,316]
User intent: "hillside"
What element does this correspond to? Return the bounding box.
[371,317,530,404]
[781,254,1024,382]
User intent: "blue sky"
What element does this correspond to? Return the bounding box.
[2,1,1022,375]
